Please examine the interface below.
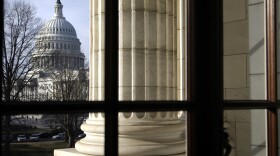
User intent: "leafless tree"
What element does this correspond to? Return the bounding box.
[2,0,43,101]
[2,1,43,155]
[52,66,88,147]
[53,113,87,147]
[46,69,87,101]
[37,62,88,147]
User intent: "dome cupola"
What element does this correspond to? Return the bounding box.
[39,0,77,36]
[53,0,64,19]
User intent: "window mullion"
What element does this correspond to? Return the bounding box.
[266,0,278,155]
[104,0,119,156]
[187,0,224,156]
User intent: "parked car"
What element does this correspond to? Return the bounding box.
[37,132,51,139]
[29,134,39,141]
[52,133,65,140]
[17,135,27,142]
[77,133,86,139]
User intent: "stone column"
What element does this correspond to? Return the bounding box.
[119,0,132,100]
[144,0,156,100]
[55,0,186,156]
[173,0,177,99]
[88,0,105,101]
[156,0,167,100]
[166,0,174,100]
[177,0,186,100]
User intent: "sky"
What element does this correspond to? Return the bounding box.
[17,0,90,60]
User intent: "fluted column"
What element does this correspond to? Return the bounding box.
[119,0,132,100]
[88,0,105,101]
[132,0,145,100]
[75,0,186,156]
[177,0,186,100]
[157,0,167,100]
[173,0,177,99]
[166,0,174,100]
[75,1,105,154]
[144,0,157,100]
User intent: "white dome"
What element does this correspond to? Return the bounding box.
[38,0,77,36]
[33,0,85,71]
[40,18,77,36]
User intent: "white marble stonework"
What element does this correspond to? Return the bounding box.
[55,0,186,156]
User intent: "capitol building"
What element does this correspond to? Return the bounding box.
[21,0,87,101]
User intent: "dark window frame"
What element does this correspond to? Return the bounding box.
[1,0,279,156]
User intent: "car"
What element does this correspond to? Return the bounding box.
[29,134,39,141]
[52,133,65,140]
[37,132,51,139]
[17,135,27,142]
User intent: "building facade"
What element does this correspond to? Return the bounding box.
[21,0,88,101]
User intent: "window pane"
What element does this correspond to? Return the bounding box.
[1,113,89,156]
[223,0,266,100]
[224,109,267,156]
[119,111,186,155]
[3,0,90,102]
[118,0,187,101]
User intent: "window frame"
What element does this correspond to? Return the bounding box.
[1,0,279,156]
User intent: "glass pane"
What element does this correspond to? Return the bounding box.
[118,0,187,101]
[1,113,91,156]
[223,0,266,100]
[2,0,90,102]
[119,111,186,155]
[224,109,267,156]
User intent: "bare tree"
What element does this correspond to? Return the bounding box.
[2,0,43,101]
[2,1,43,155]
[53,68,88,101]
[53,113,87,147]
[51,66,88,147]
[35,61,88,147]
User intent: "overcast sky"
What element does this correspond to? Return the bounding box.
[19,0,90,60]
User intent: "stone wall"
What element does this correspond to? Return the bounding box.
[223,0,267,156]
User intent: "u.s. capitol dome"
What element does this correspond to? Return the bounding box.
[33,0,85,70]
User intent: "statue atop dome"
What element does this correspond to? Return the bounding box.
[56,0,62,4]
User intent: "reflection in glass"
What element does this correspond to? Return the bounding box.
[118,111,186,155]
[223,0,266,100]
[224,110,267,156]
